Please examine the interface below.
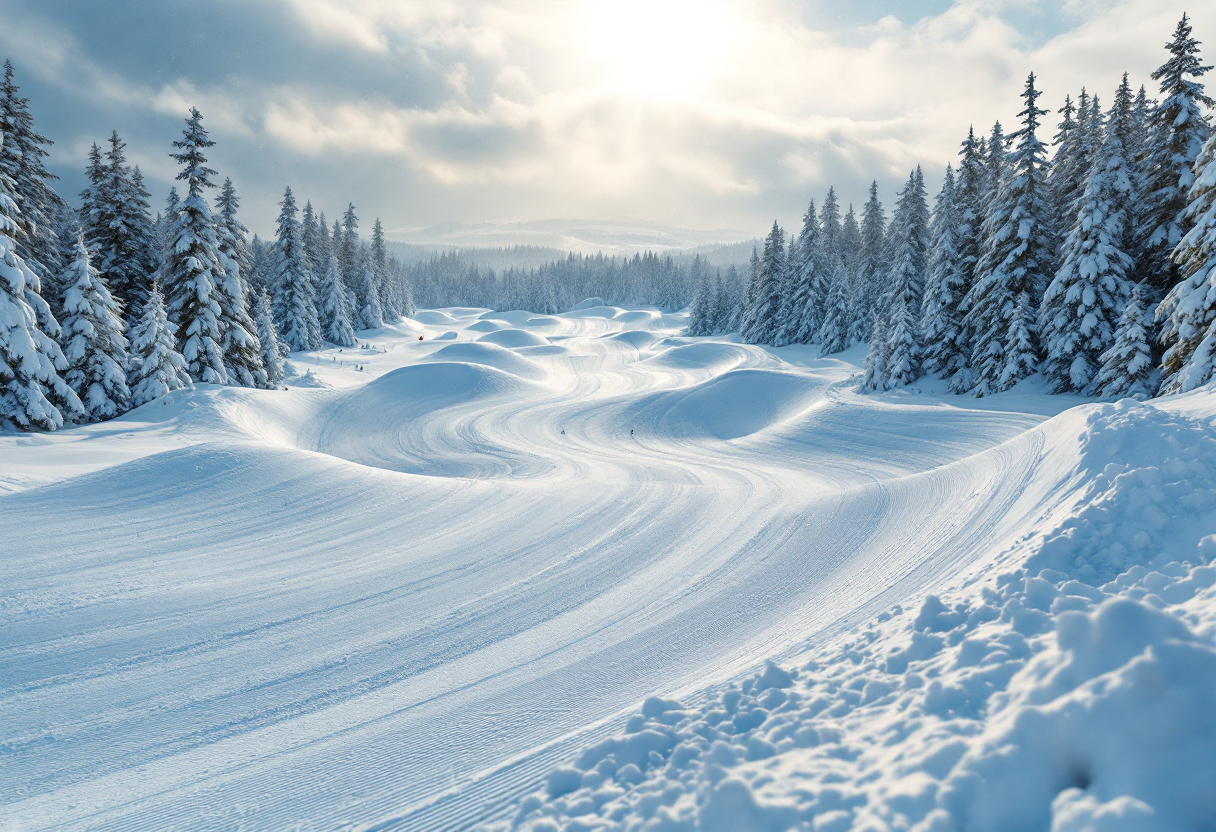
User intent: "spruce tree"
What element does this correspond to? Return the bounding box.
[851,182,887,343]
[1138,13,1213,296]
[921,165,969,382]
[884,167,930,319]
[1039,80,1135,393]
[1093,286,1154,399]
[965,74,1052,395]
[0,61,67,289]
[740,223,784,344]
[1157,130,1216,393]
[318,253,355,346]
[0,149,82,430]
[90,133,157,318]
[271,186,322,352]
[59,234,130,420]
[787,199,823,344]
[253,289,284,388]
[214,194,268,390]
[164,108,227,384]
[862,315,890,391]
[357,264,384,330]
[127,283,193,407]
[820,187,843,266]
[817,262,851,355]
[370,218,399,320]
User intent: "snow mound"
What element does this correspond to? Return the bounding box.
[466,320,502,332]
[412,310,459,325]
[603,330,661,350]
[478,329,550,349]
[645,342,751,372]
[569,297,606,311]
[525,315,562,328]
[433,331,459,341]
[340,361,534,410]
[427,341,547,380]
[637,369,823,440]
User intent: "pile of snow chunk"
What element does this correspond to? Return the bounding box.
[497,398,1216,832]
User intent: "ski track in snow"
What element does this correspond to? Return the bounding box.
[1,308,1075,831]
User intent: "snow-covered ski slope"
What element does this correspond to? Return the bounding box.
[1,307,1210,831]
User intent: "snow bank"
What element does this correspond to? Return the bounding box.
[644,343,750,372]
[501,398,1216,831]
[478,329,551,349]
[636,369,823,440]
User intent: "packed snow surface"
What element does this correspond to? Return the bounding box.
[3,307,1215,832]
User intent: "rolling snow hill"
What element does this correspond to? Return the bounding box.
[2,308,1215,831]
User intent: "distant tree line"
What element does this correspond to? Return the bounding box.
[728,14,1215,400]
[406,249,739,315]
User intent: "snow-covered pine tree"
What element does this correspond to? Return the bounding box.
[1093,285,1154,399]
[884,167,930,320]
[89,133,158,319]
[862,314,890,392]
[817,261,851,355]
[850,182,887,344]
[771,234,801,347]
[340,203,359,289]
[686,256,716,336]
[271,186,322,353]
[1039,78,1135,394]
[0,61,68,291]
[215,178,253,285]
[159,188,179,260]
[0,146,83,430]
[370,218,399,321]
[982,121,1008,223]
[317,253,355,346]
[213,186,268,390]
[1000,292,1038,390]
[59,234,130,420]
[884,295,920,388]
[820,187,842,267]
[741,223,784,344]
[1157,129,1216,393]
[965,74,1053,395]
[357,263,384,330]
[253,289,284,388]
[1137,13,1214,296]
[164,108,227,385]
[787,199,823,345]
[921,165,969,382]
[247,234,273,297]
[301,201,326,282]
[127,283,192,407]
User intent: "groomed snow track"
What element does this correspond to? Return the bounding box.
[1,308,1069,830]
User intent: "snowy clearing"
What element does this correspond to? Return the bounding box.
[2,307,1214,831]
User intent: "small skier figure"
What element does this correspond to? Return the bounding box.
[630,429,634,437]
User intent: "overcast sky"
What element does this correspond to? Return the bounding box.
[0,0,1207,240]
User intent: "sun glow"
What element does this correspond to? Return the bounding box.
[578,0,735,100]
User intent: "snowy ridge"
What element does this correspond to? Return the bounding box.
[2,308,1213,831]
